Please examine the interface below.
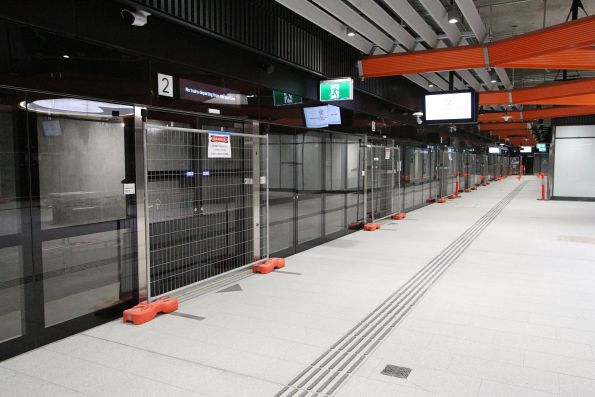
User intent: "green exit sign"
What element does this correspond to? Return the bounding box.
[320,78,353,101]
[273,91,303,106]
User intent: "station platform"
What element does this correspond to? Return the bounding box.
[2,177,595,397]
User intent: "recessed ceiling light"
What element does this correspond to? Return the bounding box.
[346,27,356,37]
[62,54,70,59]
[428,82,434,88]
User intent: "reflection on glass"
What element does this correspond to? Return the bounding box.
[0,106,22,236]
[0,246,24,343]
[42,230,123,327]
[37,116,127,229]
[298,196,323,244]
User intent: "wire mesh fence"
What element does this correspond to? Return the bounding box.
[144,124,267,299]
[363,143,400,223]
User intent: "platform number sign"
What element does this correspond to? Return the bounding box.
[157,73,174,97]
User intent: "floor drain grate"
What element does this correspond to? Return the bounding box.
[381,365,412,379]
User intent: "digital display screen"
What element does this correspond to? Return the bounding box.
[536,143,547,152]
[520,146,533,153]
[179,79,247,106]
[303,105,341,128]
[424,91,477,124]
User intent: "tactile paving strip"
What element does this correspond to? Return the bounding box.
[275,182,527,397]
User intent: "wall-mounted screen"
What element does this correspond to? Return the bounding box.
[488,147,501,154]
[303,105,341,128]
[536,143,547,152]
[424,90,477,124]
[520,146,532,153]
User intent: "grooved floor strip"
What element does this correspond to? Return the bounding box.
[168,312,206,321]
[275,182,527,397]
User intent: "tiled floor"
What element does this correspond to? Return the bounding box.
[3,177,595,396]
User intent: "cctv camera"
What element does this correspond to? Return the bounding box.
[121,9,151,26]
[412,111,423,125]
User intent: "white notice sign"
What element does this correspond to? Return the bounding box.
[385,147,391,160]
[123,183,136,195]
[208,131,232,158]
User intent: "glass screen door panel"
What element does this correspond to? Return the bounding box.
[27,96,138,328]
[296,132,325,248]
[0,91,139,360]
[0,88,29,349]
[267,130,296,256]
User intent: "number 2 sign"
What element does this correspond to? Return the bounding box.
[157,73,174,97]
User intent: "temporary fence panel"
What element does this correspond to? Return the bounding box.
[429,146,440,200]
[534,153,548,174]
[463,152,473,189]
[144,124,268,299]
[363,143,398,222]
[439,149,450,197]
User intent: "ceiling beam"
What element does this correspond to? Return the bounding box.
[360,17,595,78]
[417,0,462,45]
[309,0,395,52]
[275,0,374,53]
[454,0,488,42]
[417,0,497,90]
[454,0,512,89]
[275,0,438,92]
[480,78,595,106]
[344,0,416,50]
[382,0,439,48]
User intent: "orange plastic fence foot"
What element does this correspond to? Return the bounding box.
[437,197,447,203]
[253,261,274,274]
[253,258,285,274]
[364,223,381,231]
[123,297,179,325]
[348,221,364,230]
[464,188,471,193]
[426,198,437,203]
[392,213,406,220]
[447,194,457,199]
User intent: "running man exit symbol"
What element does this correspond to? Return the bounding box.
[319,78,353,101]
[330,84,340,99]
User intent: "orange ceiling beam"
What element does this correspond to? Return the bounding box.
[521,94,595,106]
[502,48,595,70]
[479,78,595,106]
[478,105,595,122]
[491,130,532,136]
[359,16,595,78]
[479,122,531,131]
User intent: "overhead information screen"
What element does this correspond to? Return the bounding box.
[424,90,477,124]
[303,105,341,128]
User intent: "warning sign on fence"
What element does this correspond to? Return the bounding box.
[208,131,231,158]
